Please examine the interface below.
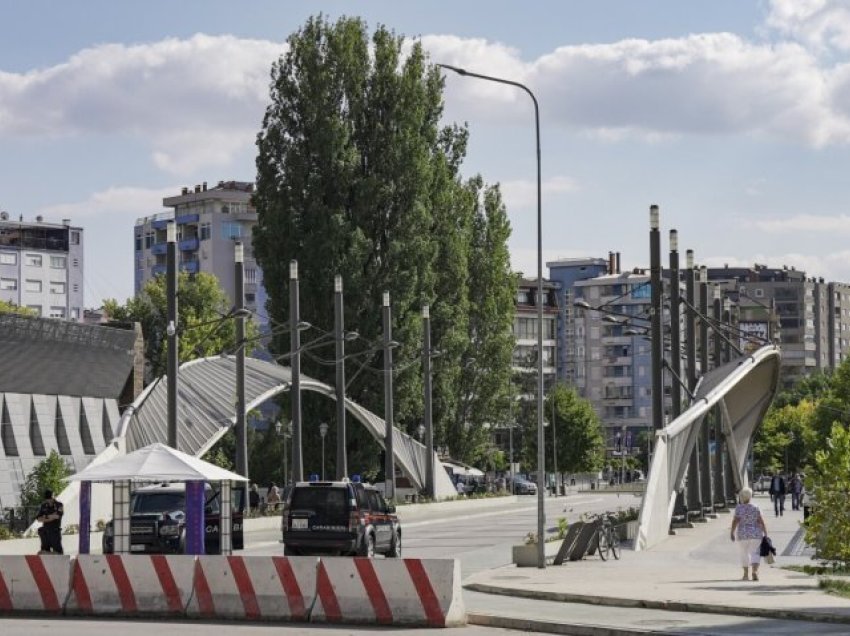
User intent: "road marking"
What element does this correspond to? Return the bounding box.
[401,498,603,529]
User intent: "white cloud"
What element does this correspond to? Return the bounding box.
[766,0,850,53]
[500,175,579,209]
[702,251,850,283]
[37,185,175,220]
[744,213,850,234]
[0,34,284,175]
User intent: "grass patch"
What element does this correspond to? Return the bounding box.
[784,564,850,576]
[820,578,850,599]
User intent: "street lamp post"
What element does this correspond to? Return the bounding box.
[319,422,329,481]
[334,275,348,480]
[422,304,435,499]
[290,260,304,484]
[383,291,396,501]
[166,221,178,449]
[438,62,546,569]
[234,242,248,510]
[276,420,291,488]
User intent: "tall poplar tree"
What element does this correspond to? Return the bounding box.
[253,15,515,473]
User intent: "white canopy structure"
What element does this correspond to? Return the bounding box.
[68,443,247,483]
[637,344,781,551]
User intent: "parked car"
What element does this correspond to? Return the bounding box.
[281,479,401,558]
[511,476,537,495]
[754,475,772,493]
[103,483,243,554]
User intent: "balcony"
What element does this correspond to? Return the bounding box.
[152,219,172,231]
[151,242,167,256]
[151,264,167,277]
[180,260,200,274]
[176,213,200,225]
[179,237,199,252]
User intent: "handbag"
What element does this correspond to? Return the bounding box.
[766,552,776,564]
[760,535,777,561]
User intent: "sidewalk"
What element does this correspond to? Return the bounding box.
[465,494,850,632]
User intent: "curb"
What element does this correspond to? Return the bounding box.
[464,582,850,626]
[468,613,659,635]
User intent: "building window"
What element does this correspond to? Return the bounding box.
[0,252,15,265]
[50,255,66,269]
[25,254,42,267]
[754,288,764,298]
[72,258,79,267]
[245,293,256,303]
[200,222,211,240]
[49,306,66,319]
[71,307,80,320]
[27,305,42,316]
[245,268,257,283]
[25,279,42,292]
[0,278,17,290]
[222,222,242,239]
[135,236,142,251]
[70,231,80,245]
[50,281,66,294]
[145,232,154,248]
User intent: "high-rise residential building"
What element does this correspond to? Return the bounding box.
[134,181,268,330]
[706,264,850,388]
[512,277,560,383]
[547,256,611,383]
[0,214,84,321]
[571,270,656,452]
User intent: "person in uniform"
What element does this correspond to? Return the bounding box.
[36,489,64,554]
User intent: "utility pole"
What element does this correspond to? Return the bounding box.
[422,305,434,498]
[383,291,396,501]
[713,287,726,508]
[234,242,248,508]
[334,275,347,479]
[166,221,178,450]
[290,260,303,483]
[649,206,663,431]
[699,268,715,515]
[685,250,704,519]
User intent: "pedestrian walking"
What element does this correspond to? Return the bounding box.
[730,487,767,581]
[768,472,786,516]
[36,489,64,555]
[249,484,260,512]
[789,473,803,511]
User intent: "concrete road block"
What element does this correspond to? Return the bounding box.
[187,555,317,621]
[66,554,196,616]
[312,557,465,627]
[0,555,71,615]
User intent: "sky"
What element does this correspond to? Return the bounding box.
[3,0,850,306]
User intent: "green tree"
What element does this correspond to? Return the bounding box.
[545,384,605,474]
[253,15,515,473]
[104,272,256,378]
[805,423,850,566]
[19,451,72,509]
[752,400,815,474]
[0,300,36,316]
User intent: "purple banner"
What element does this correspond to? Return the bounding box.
[78,480,91,554]
[185,480,205,555]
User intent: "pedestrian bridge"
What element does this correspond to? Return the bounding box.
[637,344,781,550]
[115,355,456,498]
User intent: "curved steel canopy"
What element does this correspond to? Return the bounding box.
[116,356,457,499]
[637,344,781,551]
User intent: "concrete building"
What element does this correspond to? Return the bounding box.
[0,214,84,321]
[706,264,850,388]
[512,277,560,383]
[0,314,143,508]
[572,270,656,453]
[134,181,267,328]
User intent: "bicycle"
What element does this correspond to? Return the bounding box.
[596,514,621,561]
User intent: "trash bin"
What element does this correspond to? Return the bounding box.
[570,478,576,486]
[590,482,595,490]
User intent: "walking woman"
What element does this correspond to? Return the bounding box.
[730,486,767,581]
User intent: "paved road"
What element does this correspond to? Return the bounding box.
[0,617,520,636]
[241,491,635,578]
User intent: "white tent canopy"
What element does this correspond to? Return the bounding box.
[68,442,247,483]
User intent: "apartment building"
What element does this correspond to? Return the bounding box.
[134,181,267,329]
[0,214,84,321]
[512,277,560,382]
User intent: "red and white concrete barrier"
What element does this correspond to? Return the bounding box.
[0,555,71,615]
[66,554,195,617]
[187,555,317,621]
[312,557,465,627]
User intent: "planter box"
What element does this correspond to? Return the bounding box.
[512,541,560,567]
[618,520,639,542]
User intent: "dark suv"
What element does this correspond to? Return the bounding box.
[281,480,401,558]
[103,483,244,554]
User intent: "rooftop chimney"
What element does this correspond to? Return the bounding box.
[36,215,43,222]
[202,181,207,191]
[615,252,621,274]
[194,184,201,193]
[181,187,189,195]
[62,218,71,226]
[0,211,8,221]
[608,251,615,274]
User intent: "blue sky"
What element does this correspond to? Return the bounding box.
[2,0,850,305]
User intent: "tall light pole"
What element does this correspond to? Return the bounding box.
[319,422,329,481]
[383,291,396,501]
[290,260,303,483]
[334,274,347,479]
[166,221,178,449]
[649,206,663,433]
[438,62,546,568]
[234,242,248,509]
[422,304,435,499]
[276,420,291,488]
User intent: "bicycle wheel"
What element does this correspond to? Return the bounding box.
[610,529,621,560]
[597,528,609,561]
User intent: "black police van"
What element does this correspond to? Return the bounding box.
[103,483,243,554]
[281,479,401,558]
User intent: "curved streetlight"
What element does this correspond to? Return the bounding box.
[438,62,546,569]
